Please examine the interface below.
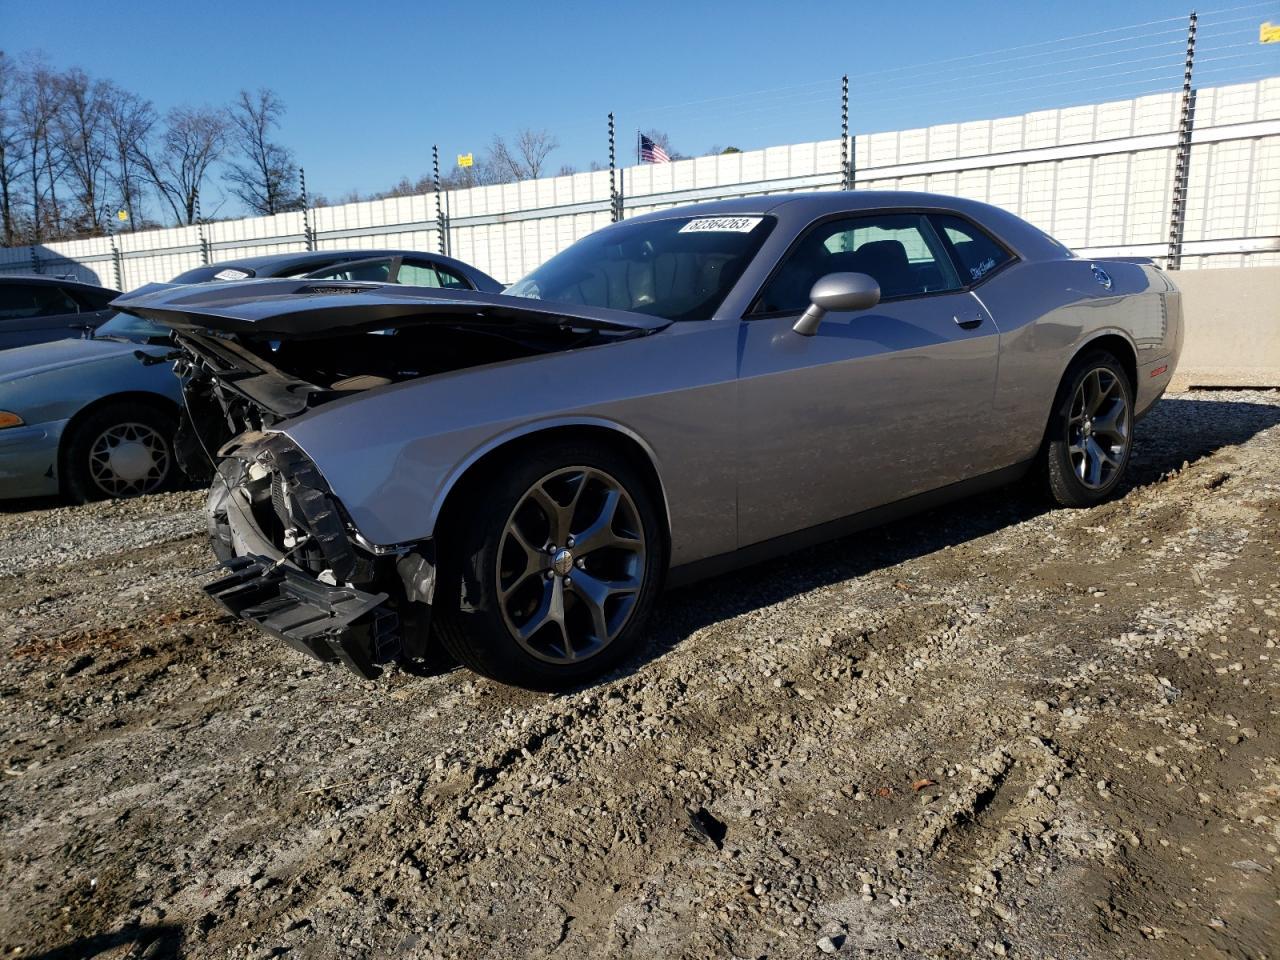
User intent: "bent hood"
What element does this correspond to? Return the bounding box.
[112,279,672,337]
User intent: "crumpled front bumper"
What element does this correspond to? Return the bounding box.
[205,555,397,679]
[204,432,435,680]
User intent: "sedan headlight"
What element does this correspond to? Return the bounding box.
[0,411,24,429]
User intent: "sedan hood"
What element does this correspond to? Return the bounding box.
[112,279,672,337]
[0,336,158,386]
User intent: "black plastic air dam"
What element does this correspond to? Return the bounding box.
[206,556,397,680]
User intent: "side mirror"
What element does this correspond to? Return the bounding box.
[792,272,881,336]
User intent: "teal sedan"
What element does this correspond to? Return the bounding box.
[0,249,501,502]
[0,311,181,501]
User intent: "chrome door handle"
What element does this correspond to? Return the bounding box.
[954,314,983,329]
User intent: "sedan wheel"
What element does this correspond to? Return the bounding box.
[497,466,647,664]
[433,441,664,689]
[63,401,178,503]
[87,421,172,497]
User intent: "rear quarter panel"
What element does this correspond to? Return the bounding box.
[977,258,1179,464]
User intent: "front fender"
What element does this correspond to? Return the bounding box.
[278,322,741,562]
[427,415,672,540]
[282,412,670,549]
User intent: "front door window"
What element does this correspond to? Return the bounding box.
[755,213,961,313]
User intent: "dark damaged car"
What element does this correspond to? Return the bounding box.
[113,192,1181,689]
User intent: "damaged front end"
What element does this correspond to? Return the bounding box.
[204,432,437,679]
[109,279,670,679]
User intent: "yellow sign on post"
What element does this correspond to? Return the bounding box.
[457,153,474,168]
[1262,21,1280,43]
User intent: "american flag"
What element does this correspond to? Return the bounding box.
[639,134,671,164]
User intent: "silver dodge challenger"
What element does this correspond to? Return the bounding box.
[114,192,1182,688]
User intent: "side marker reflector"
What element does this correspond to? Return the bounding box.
[1151,364,1168,378]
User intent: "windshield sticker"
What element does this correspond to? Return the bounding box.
[968,258,997,281]
[214,268,251,281]
[679,216,763,234]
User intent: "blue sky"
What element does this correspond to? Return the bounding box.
[5,0,1278,210]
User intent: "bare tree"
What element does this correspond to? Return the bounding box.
[442,153,506,190]
[489,128,560,181]
[224,88,299,216]
[104,85,155,231]
[16,63,65,241]
[0,52,23,244]
[378,173,433,199]
[55,68,111,235]
[137,105,227,225]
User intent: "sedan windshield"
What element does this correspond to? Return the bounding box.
[506,215,774,321]
[92,311,171,344]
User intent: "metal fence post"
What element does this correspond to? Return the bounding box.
[609,113,620,223]
[1167,10,1198,270]
[433,145,447,256]
[194,190,210,265]
[110,235,123,290]
[29,245,40,275]
[299,166,314,251]
[841,75,851,191]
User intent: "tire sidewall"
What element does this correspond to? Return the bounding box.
[438,441,666,688]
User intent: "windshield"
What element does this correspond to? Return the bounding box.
[93,311,171,344]
[506,215,774,321]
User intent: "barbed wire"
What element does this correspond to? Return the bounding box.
[489,2,1277,164]
[608,5,1277,156]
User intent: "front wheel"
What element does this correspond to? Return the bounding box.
[1042,351,1134,507]
[433,441,665,689]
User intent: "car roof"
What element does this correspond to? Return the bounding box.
[169,249,478,282]
[623,190,1011,218]
[198,249,429,274]
[623,191,1069,261]
[0,274,120,295]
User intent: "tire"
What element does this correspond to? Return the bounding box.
[204,459,245,563]
[62,400,178,504]
[1041,351,1134,508]
[433,440,666,689]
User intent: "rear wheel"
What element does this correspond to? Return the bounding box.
[433,441,665,689]
[1042,352,1134,507]
[63,401,177,503]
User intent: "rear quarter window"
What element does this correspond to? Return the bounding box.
[931,214,1013,285]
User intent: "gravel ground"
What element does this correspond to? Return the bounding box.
[2,390,1279,960]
